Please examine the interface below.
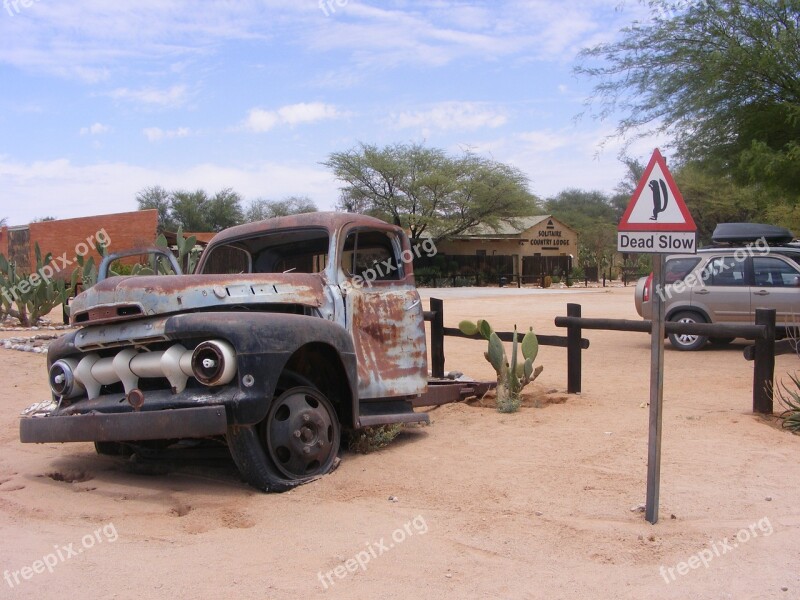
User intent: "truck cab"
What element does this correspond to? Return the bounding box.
[20,213,431,491]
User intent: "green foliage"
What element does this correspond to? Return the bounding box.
[347,424,404,454]
[458,319,543,413]
[71,236,110,292]
[245,196,318,221]
[545,189,621,272]
[138,185,318,233]
[674,163,772,243]
[137,186,245,232]
[157,226,200,274]
[777,372,800,434]
[324,142,539,242]
[0,244,70,326]
[577,0,800,198]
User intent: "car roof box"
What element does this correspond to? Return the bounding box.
[711,223,795,245]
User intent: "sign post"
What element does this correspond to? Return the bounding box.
[617,149,696,524]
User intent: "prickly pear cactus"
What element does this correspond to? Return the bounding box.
[458,319,543,413]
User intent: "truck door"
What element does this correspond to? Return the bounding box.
[338,227,428,400]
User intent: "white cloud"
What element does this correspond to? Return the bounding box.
[391,102,508,132]
[143,127,192,142]
[244,109,280,133]
[79,123,111,136]
[243,103,342,133]
[108,85,188,108]
[278,102,340,125]
[0,156,339,226]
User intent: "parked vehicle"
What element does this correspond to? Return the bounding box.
[20,213,455,491]
[634,224,800,350]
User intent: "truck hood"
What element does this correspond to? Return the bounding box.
[71,273,325,326]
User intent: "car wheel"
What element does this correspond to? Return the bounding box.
[667,311,709,351]
[227,382,341,492]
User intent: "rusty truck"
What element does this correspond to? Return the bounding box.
[20,213,453,491]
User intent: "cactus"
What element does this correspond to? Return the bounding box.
[0,244,71,326]
[458,319,543,413]
[155,226,199,274]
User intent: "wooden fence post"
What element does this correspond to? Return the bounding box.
[753,308,776,414]
[430,297,445,378]
[566,303,582,394]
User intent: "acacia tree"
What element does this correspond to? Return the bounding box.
[245,196,317,221]
[576,0,800,195]
[136,187,244,232]
[323,142,538,241]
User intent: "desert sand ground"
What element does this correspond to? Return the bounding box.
[0,286,798,600]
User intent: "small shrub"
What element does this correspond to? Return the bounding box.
[777,372,800,433]
[543,275,552,288]
[347,424,403,453]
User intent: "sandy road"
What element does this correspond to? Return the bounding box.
[0,286,797,600]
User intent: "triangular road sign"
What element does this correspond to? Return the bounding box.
[618,149,696,232]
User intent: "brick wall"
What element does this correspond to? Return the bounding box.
[27,210,158,279]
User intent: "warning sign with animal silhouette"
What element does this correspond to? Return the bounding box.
[617,148,697,254]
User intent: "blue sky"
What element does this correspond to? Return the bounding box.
[0,0,666,226]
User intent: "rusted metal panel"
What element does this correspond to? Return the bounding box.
[202,212,395,253]
[412,380,495,407]
[20,405,228,443]
[346,286,428,399]
[72,272,325,326]
[358,412,429,427]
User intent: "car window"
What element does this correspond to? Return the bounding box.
[701,256,746,286]
[664,257,701,284]
[341,230,402,282]
[753,257,800,287]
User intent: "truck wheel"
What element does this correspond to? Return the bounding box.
[94,441,134,457]
[227,385,341,492]
[667,311,708,351]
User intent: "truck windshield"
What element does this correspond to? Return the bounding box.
[201,228,330,275]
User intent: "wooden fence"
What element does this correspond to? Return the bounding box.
[423,298,590,393]
[423,298,784,414]
[555,305,780,414]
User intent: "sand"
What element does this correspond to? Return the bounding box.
[0,286,797,599]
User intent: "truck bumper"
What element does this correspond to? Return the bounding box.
[20,405,228,443]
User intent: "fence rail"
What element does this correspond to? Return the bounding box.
[555,305,778,415]
[424,298,589,393]
[423,299,782,414]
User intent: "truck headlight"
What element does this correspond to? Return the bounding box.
[48,358,84,399]
[191,340,237,386]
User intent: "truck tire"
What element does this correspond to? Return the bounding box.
[227,384,341,492]
[667,311,708,351]
[94,441,134,457]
